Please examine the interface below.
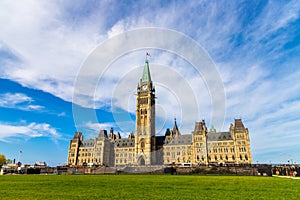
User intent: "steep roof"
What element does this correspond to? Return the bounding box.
[81,139,95,147]
[72,132,83,141]
[165,134,192,145]
[141,60,151,83]
[114,138,135,148]
[234,119,245,130]
[165,128,171,136]
[207,131,232,141]
[172,118,180,136]
[97,130,108,139]
[193,120,206,132]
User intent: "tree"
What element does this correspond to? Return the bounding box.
[6,159,12,164]
[0,154,6,165]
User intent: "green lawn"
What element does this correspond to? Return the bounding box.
[0,175,299,199]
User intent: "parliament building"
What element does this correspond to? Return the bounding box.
[67,59,252,167]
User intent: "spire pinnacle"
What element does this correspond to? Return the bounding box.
[141,59,151,83]
[172,118,180,136]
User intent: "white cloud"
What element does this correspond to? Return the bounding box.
[0,0,105,102]
[0,93,44,111]
[85,121,113,132]
[0,121,61,142]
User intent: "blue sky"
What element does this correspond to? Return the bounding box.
[0,0,300,166]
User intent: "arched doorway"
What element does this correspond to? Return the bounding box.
[138,157,145,166]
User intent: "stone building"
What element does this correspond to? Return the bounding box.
[68,130,114,166]
[162,118,252,166]
[67,59,252,166]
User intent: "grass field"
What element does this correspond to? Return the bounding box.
[0,175,299,199]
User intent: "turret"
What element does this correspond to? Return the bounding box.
[116,132,121,139]
[171,118,180,137]
[109,127,116,141]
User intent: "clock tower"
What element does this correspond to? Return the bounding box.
[135,59,156,165]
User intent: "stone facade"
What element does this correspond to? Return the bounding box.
[67,59,252,166]
[68,130,114,166]
[162,119,252,166]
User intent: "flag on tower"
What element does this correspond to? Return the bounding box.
[146,52,151,57]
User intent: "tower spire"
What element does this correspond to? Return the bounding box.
[172,118,180,136]
[141,59,152,83]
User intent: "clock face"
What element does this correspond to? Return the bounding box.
[142,85,148,91]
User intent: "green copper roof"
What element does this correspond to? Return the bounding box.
[141,60,151,83]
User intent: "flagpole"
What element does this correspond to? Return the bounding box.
[146,52,151,61]
[18,150,22,163]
